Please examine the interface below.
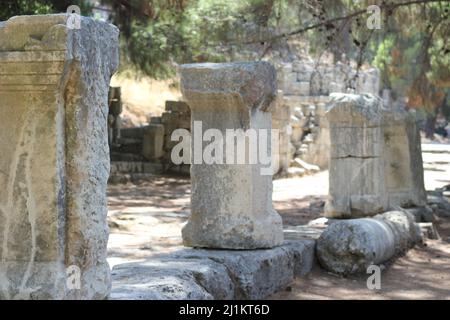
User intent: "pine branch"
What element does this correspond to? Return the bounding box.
[227,0,448,46]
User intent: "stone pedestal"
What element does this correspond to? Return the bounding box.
[324,93,426,218]
[180,62,283,249]
[0,15,119,299]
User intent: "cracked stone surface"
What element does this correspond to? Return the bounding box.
[325,93,426,218]
[0,14,119,299]
[317,210,421,275]
[110,240,315,300]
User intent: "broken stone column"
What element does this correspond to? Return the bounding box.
[325,93,426,218]
[0,15,119,299]
[180,62,283,249]
[317,210,421,274]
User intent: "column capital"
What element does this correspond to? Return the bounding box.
[180,62,277,112]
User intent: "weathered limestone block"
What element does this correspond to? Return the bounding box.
[110,240,315,300]
[180,62,283,249]
[301,102,331,169]
[165,100,191,114]
[383,108,427,208]
[142,124,164,160]
[283,95,331,169]
[171,241,315,299]
[111,258,233,300]
[293,61,314,81]
[156,100,192,172]
[317,210,421,274]
[0,15,119,299]
[325,93,426,218]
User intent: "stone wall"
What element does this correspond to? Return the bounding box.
[278,58,380,169]
[0,14,118,299]
[110,100,190,177]
[110,56,381,175]
[280,59,380,97]
[286,95,330,169]
[270,90,292,174]
[140,94,292,177]
[112,93,292,177]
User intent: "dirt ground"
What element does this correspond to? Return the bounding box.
[270,220,450,300]
[107,143,450,300]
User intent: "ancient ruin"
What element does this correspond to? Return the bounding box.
[317,210,421,274]
[179,62,283,249]
[0,4,449,303]
[108,87,122,147]
[109,100,191,179]
[325,93,427,218]
[279,59,380,170]
[107,58,383,178]
[0,14,118,299]
[271,90,292,174]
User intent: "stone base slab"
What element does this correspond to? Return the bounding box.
[110,240,315,300]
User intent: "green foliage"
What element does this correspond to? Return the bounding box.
[368,1,449,113]
[429,37,450,88]
[106,0,279,78]
[0,0,53,20]
[0,0,92,20]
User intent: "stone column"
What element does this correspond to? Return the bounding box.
[0,15,119,299]
[325,93,388,218]
[180,62,283,249]
[317,210,421,275]
[325,93,426,218]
